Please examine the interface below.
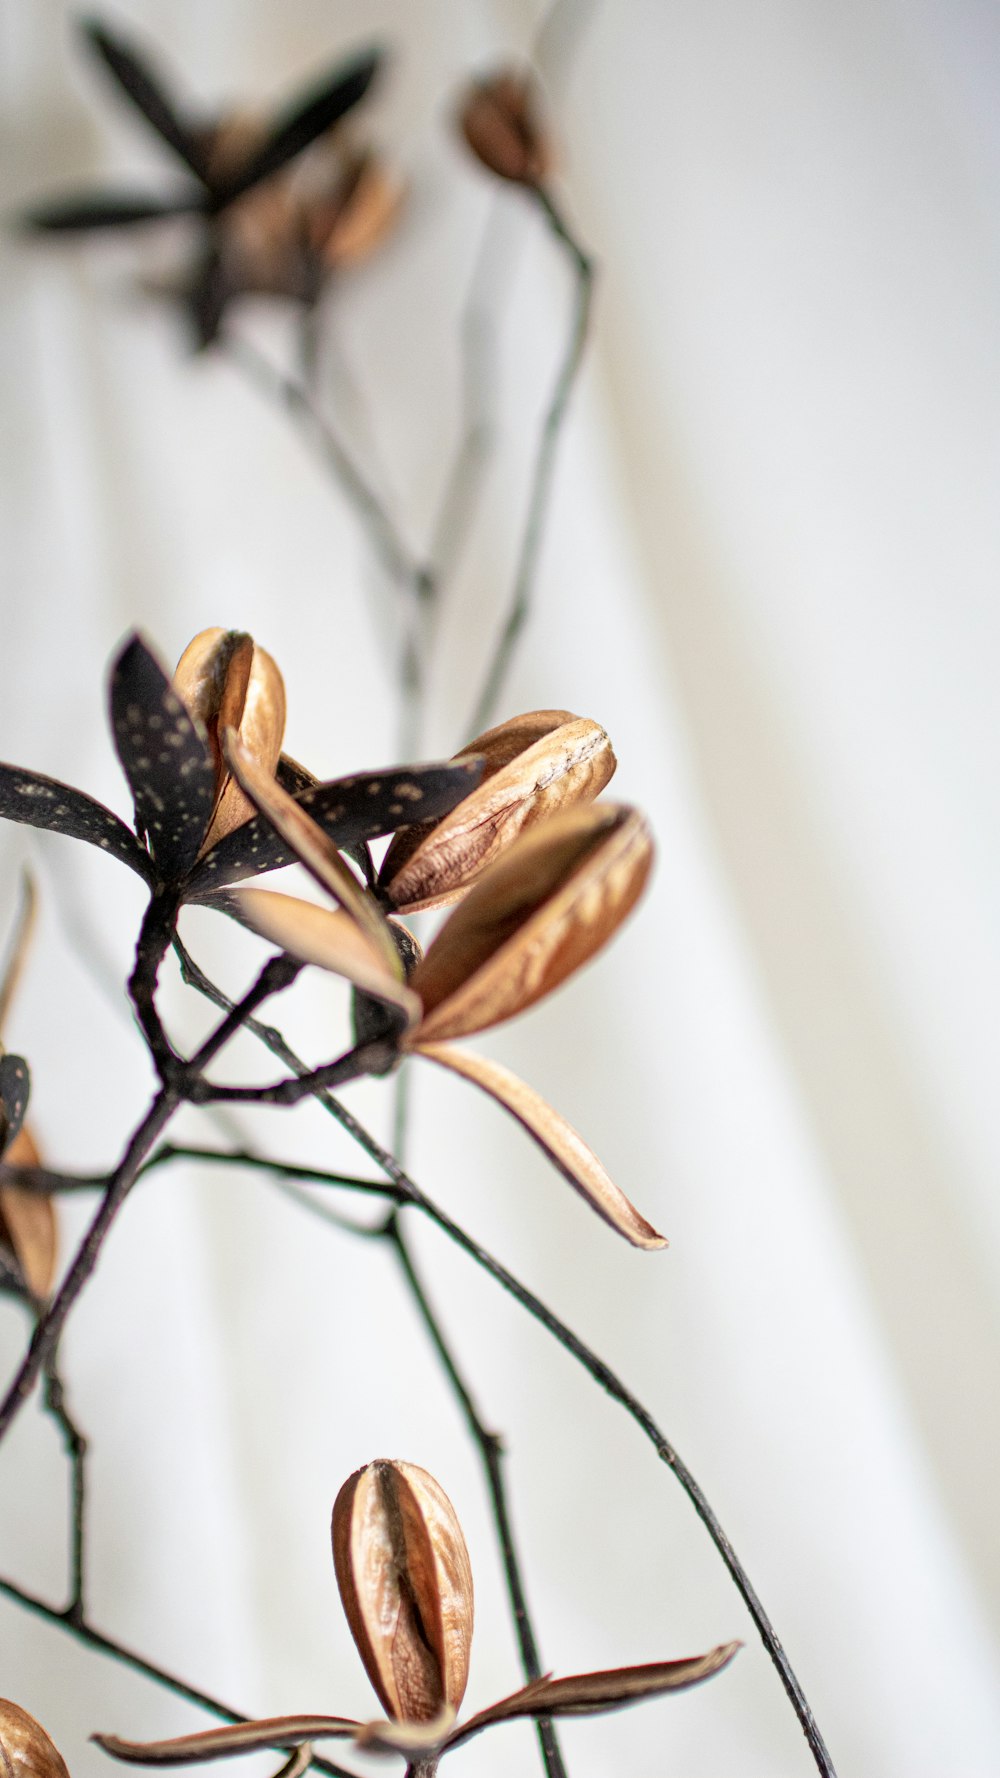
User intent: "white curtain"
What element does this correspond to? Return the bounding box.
[1,2,998,1774]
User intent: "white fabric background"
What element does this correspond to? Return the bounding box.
[1,2,999,1774]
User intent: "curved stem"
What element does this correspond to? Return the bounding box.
[42,1348,88,1620]
[386,1213,567,1778]
[467,188,594,735]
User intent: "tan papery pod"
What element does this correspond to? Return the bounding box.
[173,629,286,854]
[0,1701,71,1778]
[332,1461,474,1724]
[406,803,652,1044]
[459,69,553,186]
[320,155,403,267]
[229,889,420,1030]
[0,1127,57,1300]
[380,712,615,913]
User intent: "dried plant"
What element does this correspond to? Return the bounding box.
[0,10,842,1778]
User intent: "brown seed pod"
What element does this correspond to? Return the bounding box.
[319,153,404,268]
[0,1701,71,1778]
[0,1127,57,1301]
[380,712,615,914]
[459,68,553,187]
[406,803,653,1044]
[173,629,286,854]
[332,1460,474,1724]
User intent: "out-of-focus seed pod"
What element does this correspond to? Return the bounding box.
[173,629,286,854]
[0,1127,57,1301]
[459,69,553,187]
[0,1701,71,1778]
[406,803,653,1043]
[319,153,403,268]
[332,1460,474,1724]
[380,712,615,914]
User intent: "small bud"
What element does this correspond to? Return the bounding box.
[0,1701,71,1778]
[173,628,286,854]
[332,1461,474,1725]
[459,69,553,187]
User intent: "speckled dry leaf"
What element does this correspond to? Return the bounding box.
[415,1043,664,1249]
[93,1716,362,1768]
[0,1126,58,1300]
[210,48,382,206]
[448,1644,741,1748]
[110,635,216,882]
[332,1460,474,1724]
[221,729,400,977]
[379,712,614,913]
[459,69,553,186]
[0,1055,30,1152]
[186,757,484,898]
[0,762,153,883]
[226,889,419,1030]
[174,628,286,855]
[0,1700,71,1778]
[407,804,653,1041]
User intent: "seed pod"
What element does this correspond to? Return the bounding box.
[380,712,615,914]
[459,69,553,187]
[0,1127,57,1301]
[332,1460,474,1724]
[406,803,652,1044]
[319,154,403,268]
[0,1701,71,1778]
[173,628,286,854]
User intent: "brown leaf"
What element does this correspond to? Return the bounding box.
[406,804,652,1041]
[93,1716,361,1767]
[448,1643,741,1747]
[0,1127,58,1299]
[225,889,419,1031]
[220,729,400,979]
[0,1700,71,1778]
[173,629,286,854]
[415,1044,665,1249]
[459,69,553,187]
[380,712,615,914]
[332,1460,474,1724]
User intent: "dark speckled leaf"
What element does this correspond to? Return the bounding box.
[22,189,203,231]
[276,755,317,796]
[185,756,485,898]
[0,1055,30,1152]
[0,762,153,883]
[211,48,382,207]
[110,635,216,884]
[81,17,212,181]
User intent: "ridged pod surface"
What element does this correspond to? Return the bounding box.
[0,1702,71,1778]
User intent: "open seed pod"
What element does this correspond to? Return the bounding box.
[405,802,652,1044]
[173,628,286,855]
[459,67,553,187]
[0,1125,57,1303]
[333,1461,474,1725]
[0,1701,71,1778]
[379,711,615,914]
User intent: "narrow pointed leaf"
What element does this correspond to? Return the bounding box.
[449,1644,741,1747]
[186,757,484,896]
[22,190,203,231]
[110,636,216,881]
[415,1044,665,1249]
[93,1717,362,1768]
[0,763,153,883]
[221,731,401,977]
[81,18,212,180]
[222,889,420,1030]
[276,755,317,796]
[0,1056,31,1151]
[212,47,382,206]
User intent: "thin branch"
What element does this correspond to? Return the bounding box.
[467,186,594,735]
[41,1348,88,1621]
[172,968,837,1778]
[386,1212,567,1778]
[0,1576,361,1778]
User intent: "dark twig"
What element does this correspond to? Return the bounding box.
[386,1212,567,1778]
[41,1348,88,1621]
[467,186,594,735]
[172,964,836,1778]
[0,1576,361,1778]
